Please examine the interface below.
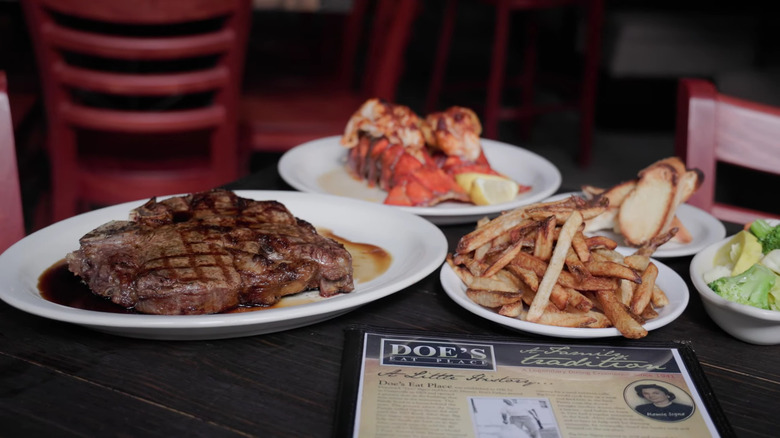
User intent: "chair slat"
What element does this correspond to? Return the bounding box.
[45,25,235,60]
[677,78,780,222]
[61,103,225,132]
[57,65,229,95]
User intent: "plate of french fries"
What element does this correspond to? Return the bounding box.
[442,196,689,339]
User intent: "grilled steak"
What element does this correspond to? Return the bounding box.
[66,190,354,315]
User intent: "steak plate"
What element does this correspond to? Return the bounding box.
[66,190,354,315]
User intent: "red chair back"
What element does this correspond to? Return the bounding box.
[23,0,252,221]
[240,0,420,153]
[0,71,26,253]
[675,78,780,224]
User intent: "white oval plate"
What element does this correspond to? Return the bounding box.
[278,136,562,225]
[545,192,726,258]
[0,191,448,340]
[440,259,689,339]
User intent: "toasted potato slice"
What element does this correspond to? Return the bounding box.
[618,161,677,246]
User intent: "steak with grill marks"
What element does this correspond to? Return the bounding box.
[66,190,354,315]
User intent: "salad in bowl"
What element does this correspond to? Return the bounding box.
[691,219,780,345]
[702,219,780,311]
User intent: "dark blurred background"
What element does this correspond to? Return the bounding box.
[2,0,778,225]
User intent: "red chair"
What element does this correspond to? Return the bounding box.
[675,78,780,224]
[22,0,252,222]
[0,71,26,253]
[426,0,604,166]
[240,0,420,153]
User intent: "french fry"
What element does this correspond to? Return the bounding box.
[571,230,591,262]
[565,248,590,283]
[640,304,659,320]
[499,301,524,318]
[585,260,641,283]
[630,262,658,315]
[618,279,635,306]
[585,235,619,250]
[474,241,492,262]
[466,289,523,308]
[595,289,648,339]
[527,211,582,322]
[469,275,521,293]
[457,214,534,254]
[623,254,650,271]
[506,265,569,310]
[567,288,594,312]
[535,303,597,328]
[651,284,669,308]
[582,310,613,328]
[483,239,526,277]
[533,216,555,261]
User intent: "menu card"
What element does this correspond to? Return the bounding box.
[334,326,733,438]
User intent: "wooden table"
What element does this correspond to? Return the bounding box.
[0,159,777,438]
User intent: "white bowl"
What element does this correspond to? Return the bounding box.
[690,226,780,345]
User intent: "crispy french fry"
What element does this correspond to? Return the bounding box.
[505,265,568,310]
[565,248,590,283]
[567,275,620,292]
[618,279,635,306]
[571,230,591,262]
[651,284,669,308]
[533,216,555,261]
[591,248,625,263]
[567,288,594,312]
[527,211,583,322]
[595,289,648,339]
[474,241,492,262]
[640,304,659,320]
[511,251,549,277]
[630,262,658,315]
[623,254,650,271]
[466,289,523,308]
[585,235,619,250]
[484,239,526,278]
[581,310,613,328]
[585,260,641,283]
[457,214,534,254]
[469,275,520,292]
[499,301,524,318]
[535,304,597,328]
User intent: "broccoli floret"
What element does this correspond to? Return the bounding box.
[749,219,780,254]
[708,264,777,310]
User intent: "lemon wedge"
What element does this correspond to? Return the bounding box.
[729,230,763,276]
[467,176,519,206]
[454,172,483,192]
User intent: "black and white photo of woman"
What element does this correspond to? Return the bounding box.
[633,383,694,422]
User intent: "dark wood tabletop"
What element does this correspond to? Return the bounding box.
[1,159,777,438]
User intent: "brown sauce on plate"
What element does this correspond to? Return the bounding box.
[39,230,391,314]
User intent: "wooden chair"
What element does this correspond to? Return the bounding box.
[675,78,780,224]
[22,0,252,222]
[240,0,420,153]
[0,71,26,253]
[426,0,604,167]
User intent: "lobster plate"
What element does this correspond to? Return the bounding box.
[279,136,562,225]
